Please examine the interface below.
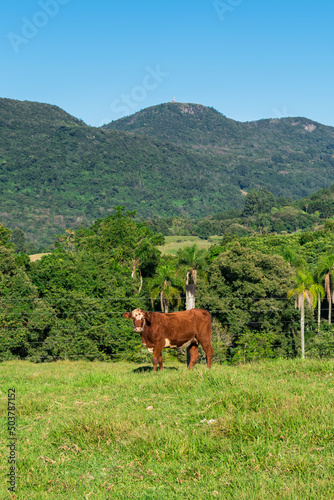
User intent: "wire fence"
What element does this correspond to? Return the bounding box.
[0,295,329,356]
[0,295,328,301]
[0,295,328,320]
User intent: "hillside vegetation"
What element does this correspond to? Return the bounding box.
[2,206,334,364]
[105,101,334,196]
[1,98,334,247]
[148,185,334,240]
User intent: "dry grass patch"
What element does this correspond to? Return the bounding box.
[157,236,217,255]
[29,253,50,262]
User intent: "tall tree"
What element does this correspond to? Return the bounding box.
[176,244,207,286]
[0,223,12,247]
[243,187,277,217]
[312,273,325,331]
[11,228,26,253]
[317,254,334,324]
[147,262,183,313]
[176,243,207,364]
[287,270,318,359]
[76,206,163,278]
[197,242,296,359]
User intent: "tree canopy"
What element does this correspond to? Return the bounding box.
[1,207,334,363]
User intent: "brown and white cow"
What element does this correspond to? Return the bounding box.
[123,308,213,371]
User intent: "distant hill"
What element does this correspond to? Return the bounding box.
[1,98,334,248]
[104,101,334,152]
[0,98,242,248]
[103,103,243,146]
[105,102,334,193]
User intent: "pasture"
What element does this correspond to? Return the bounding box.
[157,236,221,255]
[1,359,334,499]
[29,254,51,262]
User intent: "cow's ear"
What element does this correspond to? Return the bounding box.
[123,312,132,319]
[144,311,152,324]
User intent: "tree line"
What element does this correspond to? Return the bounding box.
[148,186,334,240]
[1,206,334,364]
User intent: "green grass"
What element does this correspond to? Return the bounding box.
[1,359,334,499]
[158,236,220,255]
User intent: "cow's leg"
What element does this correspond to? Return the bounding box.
[187,343,199,369]
[186,346,191,366]
[202,343,214,368]
[152,346,163,372]
[157,353,163,371]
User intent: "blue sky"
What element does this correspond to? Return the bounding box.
[1,0,333,127]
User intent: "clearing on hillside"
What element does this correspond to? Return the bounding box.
[29,253,50,262]
[158,235,220,255]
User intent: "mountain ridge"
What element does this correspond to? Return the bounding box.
[1,97,334,247]
[103,101,334,150]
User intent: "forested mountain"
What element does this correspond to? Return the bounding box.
[105,102,334,164]
[0,98,242,248]
[1,98,334,247]
[106,102,334,202]
[104,103,243,146]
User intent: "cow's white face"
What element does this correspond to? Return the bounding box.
[132,308,146,332]
[123,309,148,333]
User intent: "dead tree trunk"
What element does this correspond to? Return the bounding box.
[186,284,196,366]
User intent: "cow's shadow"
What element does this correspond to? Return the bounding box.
[132,365,179,373]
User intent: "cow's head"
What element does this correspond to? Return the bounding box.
[123,309,152,333]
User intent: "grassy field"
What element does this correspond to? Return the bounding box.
[29,254,50,262]
[1,358,334,499]
[29,238,217,260]
[157,236,221,255]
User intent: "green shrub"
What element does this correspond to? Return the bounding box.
[231,328,276,364]
[307,323,334,358]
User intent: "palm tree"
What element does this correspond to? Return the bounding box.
[287,270,319,359]
[313,276,325,332]
[147,263,183,313]
[282,247,324,332]
[317,253,334,324]
[176,244,207,308]
[130,235,163,293]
